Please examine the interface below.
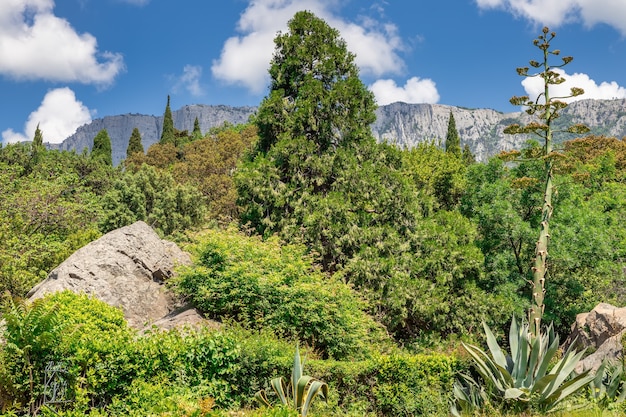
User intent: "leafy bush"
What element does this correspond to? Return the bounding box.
[171,227,390,360]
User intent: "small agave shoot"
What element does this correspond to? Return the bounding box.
[452,318,592,415]
[256,345,328,417]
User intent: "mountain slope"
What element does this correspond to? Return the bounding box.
[54,99,626,165]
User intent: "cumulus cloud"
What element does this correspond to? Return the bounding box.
[211,0,406,93]
[369,77,440,105]
[521,68,626,104]
[2,87,93,145]
[0,0,124,85]
[173,65,205,97]
[475,0,626,35]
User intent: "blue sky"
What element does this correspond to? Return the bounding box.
[2,0,626,144]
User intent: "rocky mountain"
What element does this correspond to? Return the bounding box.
[54,99,626,165]
[53,104,256,165]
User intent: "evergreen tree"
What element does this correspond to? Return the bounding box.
[462,144,475,165]
[126,127,144,158]
[192,117,203,141]
[91,129,113,166]
[160,95,175,145]
[254,10,376,155]
[445,111,461,156]
[237,11,423,337]
[33,123,43,148]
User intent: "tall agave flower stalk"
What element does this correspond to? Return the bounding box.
[503,27,589,338]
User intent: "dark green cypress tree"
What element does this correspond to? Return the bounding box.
[445,111,461,156]
[91,129,113,166]
[33,123,43,148]
[461,144,476,165]
[192,117,202,141]
[160,95,175,145]
[126,127,144,158]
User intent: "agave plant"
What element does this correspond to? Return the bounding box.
[453,317,592,414]
[589,360,626,412]
[255,345,328,417]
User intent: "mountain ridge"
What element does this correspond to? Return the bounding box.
[53,99,626,165]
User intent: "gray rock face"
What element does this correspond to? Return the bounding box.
[371,99,626,162]
[52,99,626,165]
[563,303,626,373]
[53,104,256,166]
[27,221,201,329]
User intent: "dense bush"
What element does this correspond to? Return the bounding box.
[171,227,390,360]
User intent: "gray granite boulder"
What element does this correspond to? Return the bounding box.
[27,221,205,329]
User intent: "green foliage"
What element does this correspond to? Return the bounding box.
[256,346,328,417]
[588,361,626,412]
[91,129,113,166]
[401,141,467,213]
[254,10,376,154]
[126,127,144,158]
[455,318,592,414]
[160,95,176,145]
[0,144,107,296]
[100,164,205,236]
[171,227,388,359]
[0,295,65,414]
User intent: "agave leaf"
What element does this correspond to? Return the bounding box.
[513,328,530,385]
[509,317,520,364]
[532,373,558,396]
[535,336,560,380]
[295,375,314,410]
[542,370,593,410]
[523,331,541,386]
[255,389,272,407]
[505,387,527,400]
[483,322,508,369]
[546,349,587,394]
[462,342,508,392]
[292,345,303,403]
[301,380,328,417]
[270,376,289,406]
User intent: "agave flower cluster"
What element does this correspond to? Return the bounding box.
[453,317,592,414]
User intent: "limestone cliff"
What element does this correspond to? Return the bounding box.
[54,99,626,164]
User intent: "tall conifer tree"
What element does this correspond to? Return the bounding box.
[192,117,202,140]
[445,111,461,156]
[91,129,113,166]
[33,123,43,148]
[160,95,175,145]
[126,127,144,158]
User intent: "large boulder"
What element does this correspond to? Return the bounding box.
[27,221,205,329]
[563,303,626,373]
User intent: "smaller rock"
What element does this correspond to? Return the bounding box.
[563,303,626,373]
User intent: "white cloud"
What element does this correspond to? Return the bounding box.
[2,87,93,145]
[475,0,626,35]
[173,65,205,97]
[369,77,440,105]
[211,0,406,93]
[0,0,124,85]
[521,68,626,103]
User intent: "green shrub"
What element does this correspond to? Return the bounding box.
[171,227,390,360]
